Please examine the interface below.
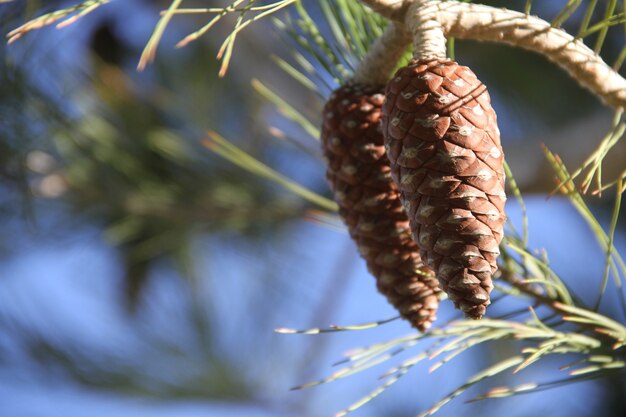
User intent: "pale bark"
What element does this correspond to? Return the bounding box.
[406,1,447,60]
[353,23,411,84]
[360,0,626,110]
[436,2,626,110]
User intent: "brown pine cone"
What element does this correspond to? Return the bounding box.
[321,83,441,331]
[382,59,506,319]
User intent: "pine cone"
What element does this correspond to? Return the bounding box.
[382,59,506,319]
[322,83,441,331]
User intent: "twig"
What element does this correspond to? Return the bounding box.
[435,2,626,110]
[499,268,626,345]
[499,268,559,308]
[352,22,410,84]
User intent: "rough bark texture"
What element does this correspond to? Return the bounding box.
[364,0,626,110]
[382,59,505,319]
[322,83,441,331]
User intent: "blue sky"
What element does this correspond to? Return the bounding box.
[0,196,621,417]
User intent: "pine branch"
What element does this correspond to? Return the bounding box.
[401,1,626,110]
[359,0,626,110]
[352,22,410,84]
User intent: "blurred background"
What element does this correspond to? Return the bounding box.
[1,1,625,416]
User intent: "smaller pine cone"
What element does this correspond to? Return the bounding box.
[321,83,441,331]
[382,59,506,319]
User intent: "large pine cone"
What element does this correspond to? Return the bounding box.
[322,83,441,331]
[382,59,506,319]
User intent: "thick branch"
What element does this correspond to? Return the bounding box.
[352,23,411,84]
[431,2,626,110]
[361,0,626,109]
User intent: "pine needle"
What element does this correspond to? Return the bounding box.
[6,0,111,44]
[274,316,399,334]
[203,131,337,211]
[137,0,183,71]
[594,0,617,53]
[251,79,320,139]
[417,357,524,417]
